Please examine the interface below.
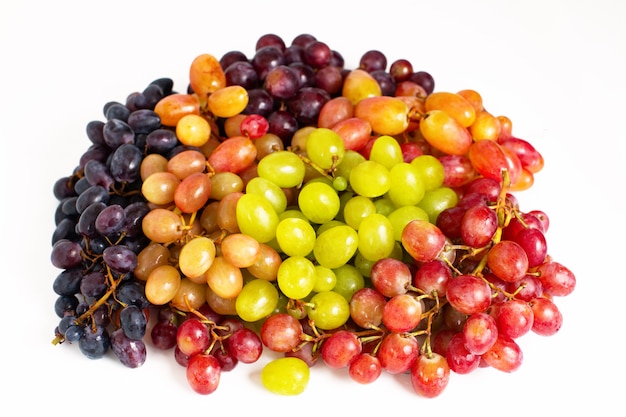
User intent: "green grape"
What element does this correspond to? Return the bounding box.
[332,176,348,191]
[306,290,350,330]
[315,219,346,236]
[257,150,306,188]
[298,181,341,224]
[261,357,310,396]
[349,160,390,198]
[343,195,376,230]
[246,176,288,214]
[387,162,426,207]
[374,196,396,216]
[357,213,395,261]
[278,209,309,222]
[306,127,345,170]
[335,149,366,180]
[388,205,430,241]
[354,251,375,277]
[332,264,364,302]
[313,265,337,293]
[313,224,359,269]
[417,186,459,223]
[335,190,355,223]
[368,135,404,170]
[236,193,280,243]
[275,217,316,257]
[410,154,446,191]
[235,278,279,322]
[277,256,317,300]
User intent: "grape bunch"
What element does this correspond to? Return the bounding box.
[50,32,576,397]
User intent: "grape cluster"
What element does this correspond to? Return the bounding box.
[50,33,576,397]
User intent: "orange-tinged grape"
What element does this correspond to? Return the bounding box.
[220,233,261,268]
[141,171,180,206]
[145,264,182,305]
[318,96,354,128]
[254,132,284,160]
[425,92,476,128]
[331,116,372,152]
[167,149,207,180]
[467,139,510,183]
[469,110,501,141]
[290,126,316,153]
[200,200,220,234]
[224,114,247,138]
[134,243,170,281]
[210,172,244,200]
[142,208,184,243]
[395,95,424,132]
[176,114,211,147]
[179,236,216,280]
[501,145,523,186]
[154,93,200,127]
[205,256,243,299]
[170,278,206,312]
[354,96,409,136]
[217,192,243,234]
[189,53,226,102]
[207,85,249,118]
[395,80,427,98]
[509,167,534,191]
[208,136,257,174]
[199,135,222,159]
[247,242,282,281]
[497,115,513,140]
[140,153,168,181]
[174,172,212,214]
[419,110,473,156]
[205,286,238,316]
[456,89,484,113]
[342,69,382,105]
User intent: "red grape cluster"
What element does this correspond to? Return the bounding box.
[50,33,576,397]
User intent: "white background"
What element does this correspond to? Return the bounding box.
[1,0,624,415]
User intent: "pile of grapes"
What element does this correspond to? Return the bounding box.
[50,33,576,397]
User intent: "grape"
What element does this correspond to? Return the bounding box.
[50,32,575,400]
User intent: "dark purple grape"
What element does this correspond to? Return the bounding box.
[79,144,111,171]
[84,159,114,189]
[408,71,435,95]
[53,267,83,296]
[256,33,285,52]
[219,50,248,70]
[103,118,135,149]
[151,320,178,350]
[110,328,146,368]
[122,201,150,237]
[120,305,147,340]
[264,65,300,100]
[116,280,149,309]
[141,83,166,109]
[103,244,137,273]
[148,78,173,96]
[289,62,315,88]
[86,120,106,147]
[75,185,109,213]
[104,102,131,121]
[73,176,90,195]
[371,69,396,96]
[94,204,126,236]
[225,60,259,89]
[267,110,298,144]
[79,325,110,360]
[251,45,285,80]
[359,50,387,72]
[64,324,84,342]
[283,45,304,64]
[243,88,275,117]
[92,304,111,327]
[109,143,142,183]
[88,237,108,255]
[303,41,331,69]
[146,128,178,154]
[52,217,78,244]
[329,50,345,68]
[291,33,317,48]
[61,197,79,217]
[54,294,79,318]
[77,201,107,238]
[51,239,83,269]
[53,176,77,200]
[127,109,161,134]
[80,271,108,298]
[287,87,330,126]
[314,65,343,95]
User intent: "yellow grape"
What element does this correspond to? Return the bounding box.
[354,96,409,136]
[357,213,395,262]
[142,208,184,243]
[178,236,216,280]
[210,172,244,200]
[342,69,382,105]
[224,114,247,138]
[207,85,249,118]
[419,110,473,155]
[205,256,243,299]
[236,193,280,243]
[469,110,501,141]
[176,114,211,147]
[140,153,168,181]
[189,53,226,102]
[141,171,180,206]
[145,264,182,305]
[154,93,200,127]
[261,357,310,396]
[425,91,476,128]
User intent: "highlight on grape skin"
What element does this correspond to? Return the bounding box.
[50,32,576,398]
